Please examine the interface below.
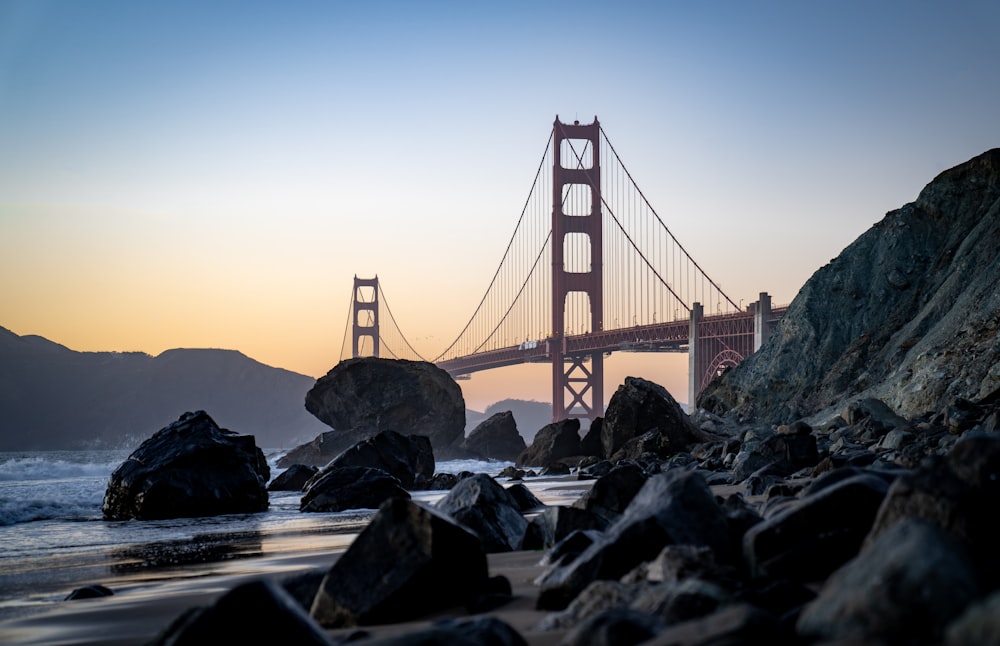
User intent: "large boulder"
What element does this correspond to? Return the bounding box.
[102,410,269,521]
[602,377,705,459]
[516,418,581,468]
[461,411,527,462]
[310,497,489,627]
[302,357,465,459]
[300,466,410,513]
[699,148,1000,424]
[435,473,528,552]
[307,430,433,490]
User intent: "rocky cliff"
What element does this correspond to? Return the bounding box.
[699,148,1000,424]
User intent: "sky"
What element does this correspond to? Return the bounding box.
[2,0,999,411]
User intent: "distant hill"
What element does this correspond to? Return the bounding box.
[0,327,328,450]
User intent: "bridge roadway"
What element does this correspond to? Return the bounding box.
[435,306,788,377]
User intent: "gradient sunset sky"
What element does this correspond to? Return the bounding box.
[2,1,999,410]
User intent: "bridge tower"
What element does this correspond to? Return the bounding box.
[551,117,604,421]
[352,275,380,358]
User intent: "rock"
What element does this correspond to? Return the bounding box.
[310,497,488,627]
[149,579,332,646]
[743,473,890,583]
[505,482,544,512]
[301,357,465,460]
[306,430,433,490]
[515,418,581,468]
[698,149,1000,425]
[540,529,605,568]
[536,580,644,631]
[522,506,606,551]
[796,519,980,643]
[357,616,527,646]
[559,607,665,646]
[267,464,317,491]
[630,578,731,624]
[435,473,528,552]
[300,466,410,513]
[945,589,1000,646]
[498,466,525,479]
[102,411,269,521]
[642,603,784,645]
[65,584,113,600]
[540,463,570,476]
[536,469,733,610]
[578,459,613,479]
[602,377,704,459]
[461,411,527,462]
[571,463,648,525]
[580,417,605,458]
[624,545,727,586]
[425,472,459,490]
[276,430,348,469]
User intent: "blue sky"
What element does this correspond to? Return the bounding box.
[2,1,999,409]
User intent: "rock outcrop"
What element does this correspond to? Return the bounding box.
[102,410,270,521]
[516,419,582,468]
[603,377,706,459]
[301,357,465,459]
[461,411,527,462]
[699,148,1000,425]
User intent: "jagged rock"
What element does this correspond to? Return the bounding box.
[300,466,409,513]
[310,497,488,627]
[435,473,528,552]
[268,464,318,491]
[699,149,1000,424]
[522,506,606,551]
[515,418,581,468]
[505,482,544,512]
[559,607,665,646]
[602,377,704,459]
[624,545,727,587]
[357,616,528,646]
[578,459,613,479]
[299,357,465,461]
[498,466,525,479]
[536,580,644,631]
[540,463,570,475]
[571,463,648,525]
[630,578,731,624]
[797,519,980,643]
[461,411,526,462]
[536,469,734,610]
[642,603,783,645]
[102,411,269,521]
[743,473,891,583]
[580,417,605,458]
[304,430,433,490]
[149,579,332,646]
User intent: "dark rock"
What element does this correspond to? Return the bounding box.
[102,411,269,521]
[540,463,570,476]
[307,430,433,490]
[624,545,728,587]
[536,469,733,610]
[578,459,613,479]
[300,466,409,513]
[310,497,488,627]
[641,603,783,645]
[357,616,527,646]
[539,529,604,567]
[65,584,113,600]
[560,607,665,646]
[608,430,668,463]
[268,464,318,491]
[698,149,1000,425]
[425,472,459,490]
[571,463,648,525]
[522,506,606,551]
[498,466,525,479]
[797,519,979,643]
[300,357,465,461]
[149,579,332,646]
[743,473,890,583]
[580,417,605,458]
[280,567,326,613]
[630,578,731,624]
[515,418,581,468]
[536,580,643,630]
[602,377,704,459]
[945,589,1000,646]
[505,483,544,512]
[462,411,526,462]
[435,473,528,553]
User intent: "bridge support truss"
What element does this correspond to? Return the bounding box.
[688,292,776,407]
[352,275,380,358]
[551,117,604,421]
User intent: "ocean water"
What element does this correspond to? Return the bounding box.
[0,449,587,621]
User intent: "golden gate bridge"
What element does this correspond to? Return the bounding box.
[339,117,786,422]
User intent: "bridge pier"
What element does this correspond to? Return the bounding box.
[351,275,379,358]
[753,291,772,351]
[688,302,704,409]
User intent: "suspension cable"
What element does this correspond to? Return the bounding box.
[377,283,428,361]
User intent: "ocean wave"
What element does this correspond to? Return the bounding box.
[0,496,103,527]
[0,454,121,482]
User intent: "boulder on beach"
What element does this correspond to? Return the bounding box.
[300,466,410,513]
[305,430,434,490]
[516,418,581,468]
[435,473,528,552]
[299,357,465,461]
[602,377,705,459]
[267,464,318,491]
[462,411,527,462]
[310,497,489,627]
[102,410,270,521]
